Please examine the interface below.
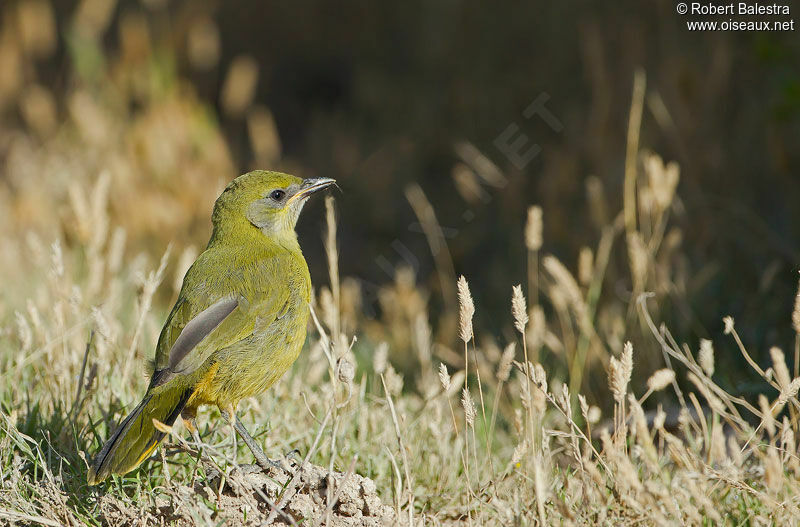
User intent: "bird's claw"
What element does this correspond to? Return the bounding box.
[256,456,286,472]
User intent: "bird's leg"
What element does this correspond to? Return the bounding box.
[220,405,238,465]
[181,415,206,488]
[182,407,203,448]
[220,405,282,472]
[182,417,203,447]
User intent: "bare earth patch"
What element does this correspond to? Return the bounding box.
[94,457,396,526]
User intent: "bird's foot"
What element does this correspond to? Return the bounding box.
[284,448,302,464]
[254,453,286,473]
[220,407,290,474]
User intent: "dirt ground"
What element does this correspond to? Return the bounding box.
[94,457,397,526]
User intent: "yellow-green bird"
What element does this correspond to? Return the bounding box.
[88,170,335,485]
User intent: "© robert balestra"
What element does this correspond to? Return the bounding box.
[690,3,790,15]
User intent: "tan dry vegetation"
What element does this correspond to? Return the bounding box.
[2,1,800,526]
[4,145,800,524]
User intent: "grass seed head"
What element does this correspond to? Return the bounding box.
[542,255,584,311]
[759,394,776,437]
[578,246,593,286]
[511,285,528,334]
[709,420,727,464]
[525,205,543,251]
[528,305,546,350]
[587,406,601,424]
[373,342,388,374]
[513,408,524,436]
[622,342,633,383]
[609,357,624,403]
[646,368,675,392]
[723,316,735,335]
[384,365,404,396]
[698,338,715,377]
[765,446,782,494]
[497,343,515,382]
[578,393,589,418]
[781,416,795,459]
[14,311,33,352]
[610,342,634,403]
[461,387,476,426]
[533,363,548,392]
[777,377,800,407]
[653,407,666,431]
[644,153,680,212]
[770,347,791,390]
[511,439,528,467]
[438,363,451,392]
[91,306,113,342]
[557,383,571,415]
[50,240,64,278]
[457,275,474,343]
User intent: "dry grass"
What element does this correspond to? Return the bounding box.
[2,2,800,526]
[4,143,800,524]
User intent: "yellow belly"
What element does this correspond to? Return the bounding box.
[185,333,304,411]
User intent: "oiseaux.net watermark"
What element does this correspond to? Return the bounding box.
[677,2,795,31]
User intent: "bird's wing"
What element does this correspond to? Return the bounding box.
[166,296,239,370]
[166,287,292,376]
[151,287,294,382]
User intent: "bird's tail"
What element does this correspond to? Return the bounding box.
[87,385,193,485]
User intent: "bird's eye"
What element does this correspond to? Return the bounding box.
[270,189,286,201]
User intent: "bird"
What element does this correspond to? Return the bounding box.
[87,170,336,485]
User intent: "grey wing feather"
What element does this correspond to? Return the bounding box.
[168,296,239,371]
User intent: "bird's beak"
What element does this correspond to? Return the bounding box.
[287,178,337,205]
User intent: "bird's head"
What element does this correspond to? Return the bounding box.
[211,170,336,241]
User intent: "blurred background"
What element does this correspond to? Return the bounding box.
[1,0,799,403]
